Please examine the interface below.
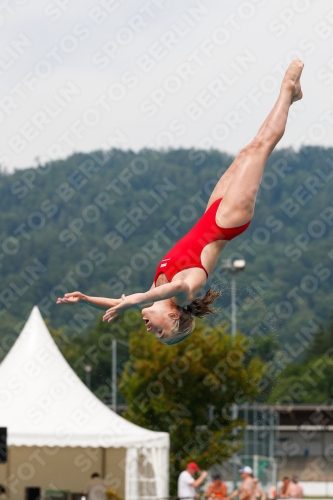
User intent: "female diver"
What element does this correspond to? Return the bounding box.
[57,60,304,345]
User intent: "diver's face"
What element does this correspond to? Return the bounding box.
[141,301,179,343]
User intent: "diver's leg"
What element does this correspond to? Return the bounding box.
[207,60,304,227]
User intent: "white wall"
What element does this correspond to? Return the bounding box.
[225,480,333,498]
[286,481,333,498]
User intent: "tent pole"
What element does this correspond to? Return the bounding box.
[101,447,106,478]
[6,447,10,500]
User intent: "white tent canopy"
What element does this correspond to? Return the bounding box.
[0,307,169,499]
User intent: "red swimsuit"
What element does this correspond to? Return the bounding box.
[154,198,250,284]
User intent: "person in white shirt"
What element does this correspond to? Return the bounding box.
[178,462,208,499]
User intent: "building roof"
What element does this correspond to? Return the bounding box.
[239,404,333,428]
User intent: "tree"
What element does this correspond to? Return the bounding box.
[2,147,333,348]
[119,320,264,494]
[268,312,333,404]
[304,313,333,363]
[245,333,280,364]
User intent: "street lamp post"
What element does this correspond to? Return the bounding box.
[111,338,130,414]
[111,339,117,413]
[231,274,236,337]
[84,365,92,390]
[221,259,246,337]
[221,259,246,488]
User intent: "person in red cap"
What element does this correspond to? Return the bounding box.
[178,462,208,499]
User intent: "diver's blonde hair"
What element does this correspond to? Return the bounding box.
[166,288,221,345]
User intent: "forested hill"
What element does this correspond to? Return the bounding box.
[0,147,333,353]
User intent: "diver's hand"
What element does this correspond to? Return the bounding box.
[103,294,129,321]
[56,291,85,305]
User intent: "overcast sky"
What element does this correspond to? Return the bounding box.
[1,0,332,170]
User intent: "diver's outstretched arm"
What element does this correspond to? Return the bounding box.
[103,281,190,322]
[56,291,123,310]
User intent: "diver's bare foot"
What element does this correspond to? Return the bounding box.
[283,59,304,104]
[291,89,303,104]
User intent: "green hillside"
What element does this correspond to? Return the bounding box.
[0,147,332,356]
